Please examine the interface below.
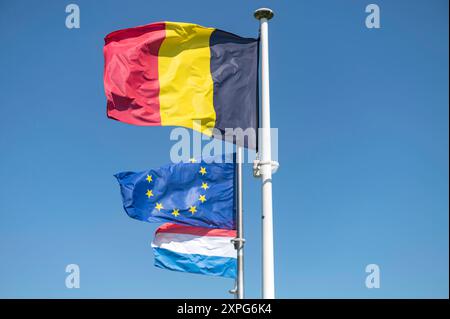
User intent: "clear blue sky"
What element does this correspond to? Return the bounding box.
[0,0,448,298]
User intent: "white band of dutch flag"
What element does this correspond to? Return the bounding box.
[151,223,237,278]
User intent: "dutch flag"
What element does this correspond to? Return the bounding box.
[151,223,237,278]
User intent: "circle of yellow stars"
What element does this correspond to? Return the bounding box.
[145,164,209,218]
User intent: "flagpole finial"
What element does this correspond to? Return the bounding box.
[254,8,274,20]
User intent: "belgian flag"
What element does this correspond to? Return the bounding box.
[104,22,259,148]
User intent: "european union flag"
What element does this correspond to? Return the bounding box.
[115,157,235,230]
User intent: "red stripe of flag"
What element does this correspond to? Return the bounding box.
[104,22,165,126]
[156,223,237,238]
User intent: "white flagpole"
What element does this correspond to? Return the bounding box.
[254,8,275,299]
[230,145,245,299]
[236,145,244,299]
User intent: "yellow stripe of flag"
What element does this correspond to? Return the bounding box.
[158,22,216,135]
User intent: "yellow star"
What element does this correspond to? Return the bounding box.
[146,175,153,183]
[155,202,163,211]
[199,195,206,203]
[171,209,180,217]
[189,206,197,215]
[189,158,197,163]
[199,167,207,175]
[146,189,154,198]
[201,182,209,190]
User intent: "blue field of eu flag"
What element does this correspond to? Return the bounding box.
[114,156,236,230]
